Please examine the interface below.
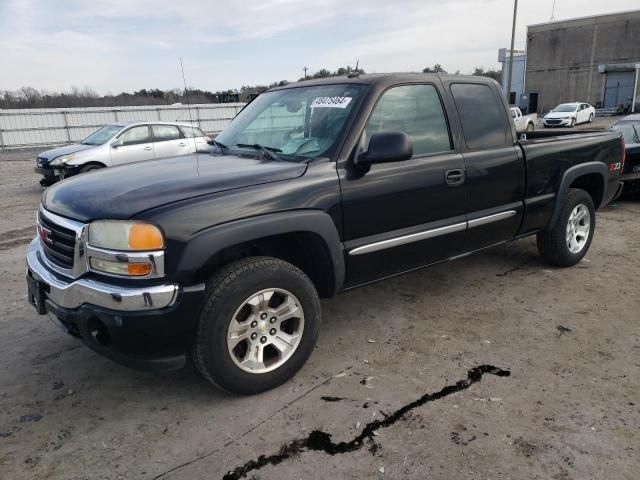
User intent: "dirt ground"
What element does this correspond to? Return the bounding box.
[0,143,638,480]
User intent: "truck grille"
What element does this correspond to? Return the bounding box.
[38,213,76,269]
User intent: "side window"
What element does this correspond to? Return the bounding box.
[180,126,206,138]
[119,126,150,146]
[152,125,182,142]
[365,84,452,156]
[450,83,509,150]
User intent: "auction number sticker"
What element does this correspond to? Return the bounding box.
[311,96,352,108]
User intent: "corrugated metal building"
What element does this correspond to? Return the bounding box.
[525,10,640,114]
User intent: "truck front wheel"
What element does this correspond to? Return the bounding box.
[536,188,595,267]
[192,257,321,394]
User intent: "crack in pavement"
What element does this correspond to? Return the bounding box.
[223,364,511,480]
[151,372,342,480]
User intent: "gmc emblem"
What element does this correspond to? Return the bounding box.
[38,223,54,245]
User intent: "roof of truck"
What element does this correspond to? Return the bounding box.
[269,73,499,91]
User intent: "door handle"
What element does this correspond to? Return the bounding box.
[445,169,466,186]
[143,146,152,151]
[178,142,187,147]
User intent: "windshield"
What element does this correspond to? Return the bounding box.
[552,104,578,113]
[612,122,640,144]
[215,84,367,160]
[82,125,123,145]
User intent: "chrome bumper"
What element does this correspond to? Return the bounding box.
[26,238,178,311]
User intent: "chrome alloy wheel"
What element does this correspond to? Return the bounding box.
[227,288,304,374]
[566,204,590,254]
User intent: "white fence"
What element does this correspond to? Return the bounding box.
[0,103,246,149]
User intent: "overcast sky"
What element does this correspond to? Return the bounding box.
[1,0,638,93]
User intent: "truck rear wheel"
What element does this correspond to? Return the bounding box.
[537,188,595,267]
[192,257,321,394]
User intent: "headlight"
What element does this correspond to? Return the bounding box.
[89,220,164,251]
[87,221,165,277]
[49,155,74,166]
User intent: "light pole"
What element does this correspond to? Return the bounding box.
[506,0,518,105]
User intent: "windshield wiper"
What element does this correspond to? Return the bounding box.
[235,143,284,162]
[209,139,228,153]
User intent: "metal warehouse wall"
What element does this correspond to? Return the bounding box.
[0,103,246,149]
[526,10,640,113]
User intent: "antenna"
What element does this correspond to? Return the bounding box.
[179,57,199,169]
[348,59,361,78]
[550,0,556,21]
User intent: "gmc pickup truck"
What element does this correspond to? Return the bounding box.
[26,74,625,394]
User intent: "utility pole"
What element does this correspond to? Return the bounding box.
[506,0,518,105]
[303,66,308,79]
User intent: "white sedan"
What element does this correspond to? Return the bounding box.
[543,102,595,128]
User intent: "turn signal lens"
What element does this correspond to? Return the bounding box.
[90,258,153,276]
[127,262,153,276]
[128,224,164,250]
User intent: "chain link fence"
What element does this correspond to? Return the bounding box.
[0,103,246,150]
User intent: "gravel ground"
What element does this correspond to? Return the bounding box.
[0,144,638,480]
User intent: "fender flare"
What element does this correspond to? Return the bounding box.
[548,161,608,228]
[177,210,345,295]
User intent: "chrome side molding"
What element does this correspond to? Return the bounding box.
[349,210,517,256]
[467,210,516,228]
[349,222,467,256]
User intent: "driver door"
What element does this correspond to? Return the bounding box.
[110,125,155,166]
[338,83,468,287]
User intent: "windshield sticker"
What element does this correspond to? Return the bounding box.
[311,96,352,109]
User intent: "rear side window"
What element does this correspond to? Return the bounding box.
[450,83,509,150]
[152,125,182,142]
[181,126,206,138]
[119,126,150,146]
[365,84,452,156]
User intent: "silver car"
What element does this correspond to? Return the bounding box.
[35,122,211,186]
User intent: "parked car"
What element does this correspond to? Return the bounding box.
[611,113,640,194]
[510,107,537,133]
[543,102,595,128]
[26,74,624,394]
[35,122,211,186]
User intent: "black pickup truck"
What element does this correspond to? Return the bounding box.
[26,74,624,394]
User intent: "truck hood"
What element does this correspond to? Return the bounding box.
[38,144,95,162]
[544,111,576,119]
[43,154,307,221]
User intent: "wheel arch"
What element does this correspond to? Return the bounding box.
[73,160,108,169]
[177,210,345,298]
[548,162,607,228]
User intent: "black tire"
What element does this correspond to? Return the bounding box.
[589,113,594,123]
[39,177,56,187]
[193,257,321,394]
[537,188,595,267]
[569,118,576,128]
[526,122,535,132]
[79,164,103,174]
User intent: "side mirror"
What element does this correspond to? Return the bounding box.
[356,132,413,167]
[111,138,123,148]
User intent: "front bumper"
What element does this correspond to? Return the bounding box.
[543,118,573,127]
[26,238,205,371]
[34,165,80,179]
